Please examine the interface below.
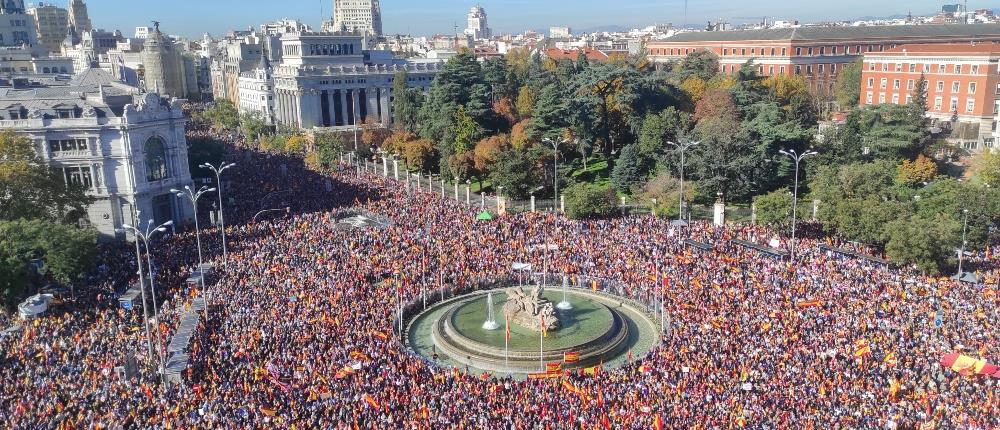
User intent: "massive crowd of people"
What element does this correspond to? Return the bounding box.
[1,122,998,429]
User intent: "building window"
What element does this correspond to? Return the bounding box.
[950,97,958,112]
[907,79,914,90]
[971,65,979,74]
[936,81,944,92]
[908,63,916,72]
[819,46,826,55]
[895,63,901,72]
[880,78,887,89]
[866,92,873,104]
[768,65,774,75]
[830,64,837,74]
[879,93,886,103]
[893,79,900,89]
[934,97,943,110]
[144,137,169,182]
[56,108,77,119]
[966,99,975,113]
[955,64,963,74]
[968,83,977,94]
[795,47,801,56]
[61,166,92,188]
[881,63,888,71]
[818,64,824,74]
[779,66,785,74]
[48,139,88,154]
[905,95,912,104]
[807,47,813,55]
[781,48,786,56]
[794,65,801,75]
[806,65,812,74]
[939,64,946,73]
[892,94,900,104]
[952,81,960,93]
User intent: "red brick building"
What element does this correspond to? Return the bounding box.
[647,24,1000,102]
[860,43,1000,152]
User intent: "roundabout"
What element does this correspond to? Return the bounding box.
[406,285,661,376]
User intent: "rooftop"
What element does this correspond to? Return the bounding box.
[879,42,1000,56]
[654,23,1000,43]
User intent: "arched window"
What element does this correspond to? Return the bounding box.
[42,67,50,73]
[144,137,169,182]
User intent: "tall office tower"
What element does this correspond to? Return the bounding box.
[27,2,69,54]
[332,0,382,36]
[464,5,491,40]
[68,0,91,34]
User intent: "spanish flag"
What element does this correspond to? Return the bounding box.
[546,362,562,374]
[591,279,598,291]
[540,314,548,338]
[883,351,898,367]
[853,338,871,358]
[561,379,578,394]
[260,406,278,416]
[653,415,664,430]
[362,393,380,410]
[795,299,822,309]
[583,364,602,376]
[370,330,388,340]
[564,351,580,363]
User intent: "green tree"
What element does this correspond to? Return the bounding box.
[187,136,227,180]
[309,132,344,172]
[753,189,793,229]
[239,111,271,140]
[834,60,863,109]
[636,107,691,161]
[610,144,648,194]
[488,147,539,199]
[452,107,485,154]
[672,50,719,82]
[392,70,423,133]
[0,219,96,308]
[200,100,239,133]
[0,131,93,223]
[530,83,568,141]
[885,213,961,274]
[564,183,619,219]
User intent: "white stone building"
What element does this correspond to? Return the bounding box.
[269,32,440,130]
[332,0,382,37]
[26,2,68,55]
[0,69,194,239]
[237,56,275,124]
[465,6,491,41]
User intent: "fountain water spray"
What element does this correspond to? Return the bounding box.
[482,292,499,330]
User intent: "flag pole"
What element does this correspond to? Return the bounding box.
[539,314,544,372]
[505,313,510,375]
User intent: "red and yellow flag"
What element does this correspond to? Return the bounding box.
[563,351,580,363]
[362,394,380,410]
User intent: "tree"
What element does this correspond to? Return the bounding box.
[752,189,792,228]
[610,144,648,194]
[392,70,423,133]
[970,150,1000,186]
[199,100,240,133]
[402,139,437,173]
[908,74,928,122]
[510,120,533,150]
[515,86,537,119]
[488,147,539,199]
[473,134,510,178]
[0,219,96,309]
[564,183,619,219]
[834,60,863,110]
[492,98,518,128]
[530,83,568,141]
[679,77,707,103]
[571,63,642,156]
[896,155,937,186]
[672,50,719,82]
[309,132,344,172]
[451,107,485,154]
[239,111,271,140]
[886,213,961,274]
[361,125,391,149]
[0,131,93,223]
[637,107,691,161]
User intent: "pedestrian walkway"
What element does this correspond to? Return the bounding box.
[164,296,206,386]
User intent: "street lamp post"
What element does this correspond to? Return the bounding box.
[778,149,818,260]
[200,162,236,267]
[118,215,171,387]
[542,138,567,210]
[171,185,215,319]
[667,140,700,222]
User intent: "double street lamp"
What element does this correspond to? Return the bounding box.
[666,140,700,223]
[778,148,818,260]
[200,162,236,266]
[118,212,172,387]
[542,138,569,211]
[171,185,215,319]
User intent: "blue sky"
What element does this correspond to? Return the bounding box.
[82,0,957,38]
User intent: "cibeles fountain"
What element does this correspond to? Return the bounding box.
[406,276,661,376]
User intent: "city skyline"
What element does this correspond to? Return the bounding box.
[78,0,969,38]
